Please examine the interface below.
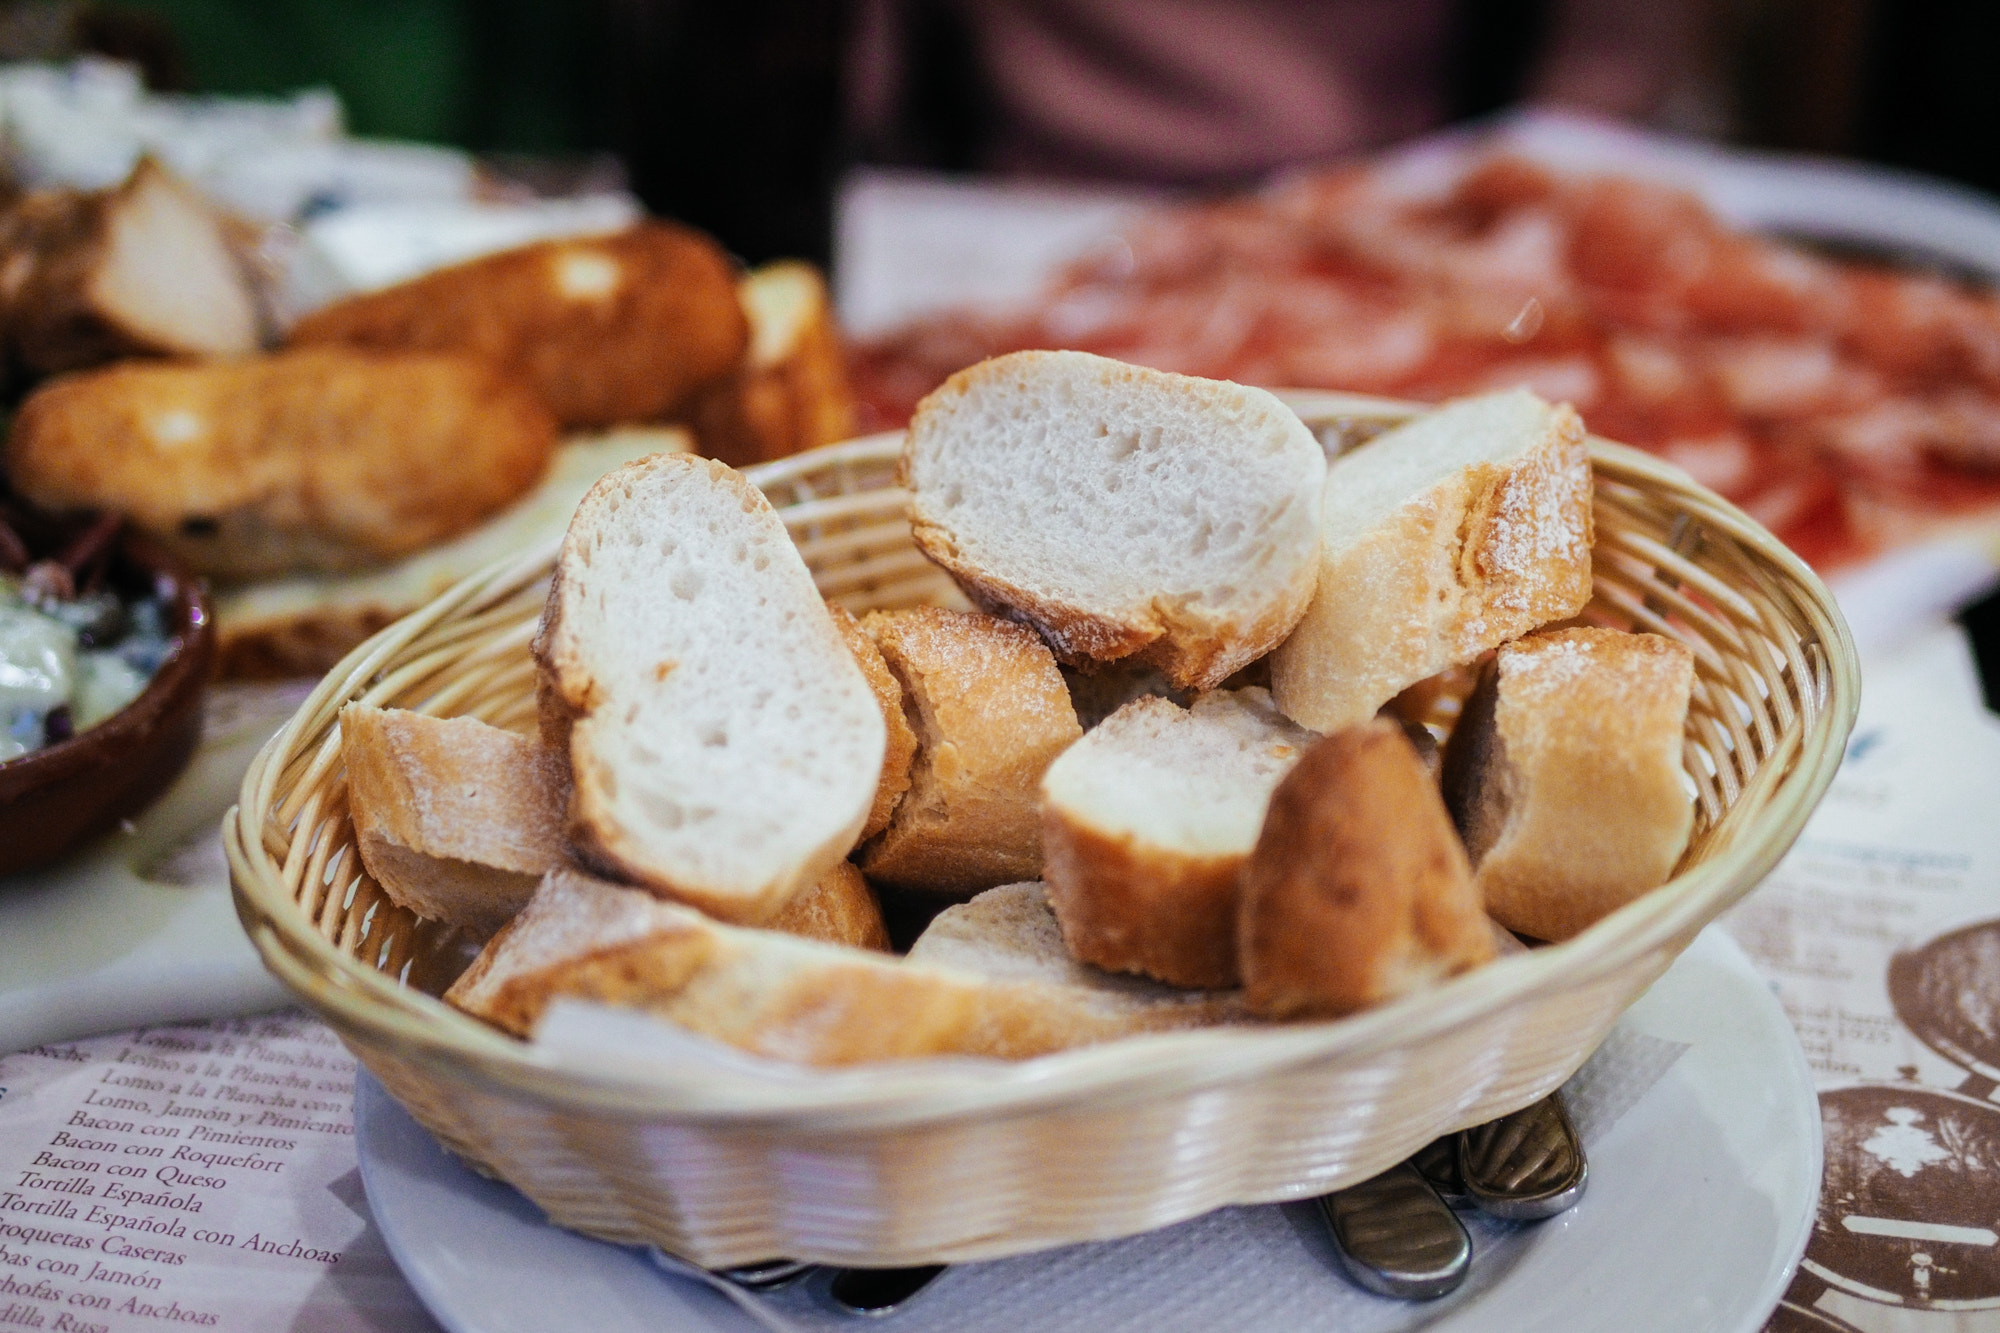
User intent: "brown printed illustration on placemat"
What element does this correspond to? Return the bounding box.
[1776,918,2000,1326]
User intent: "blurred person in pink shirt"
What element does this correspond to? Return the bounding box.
[850,0,1718,185]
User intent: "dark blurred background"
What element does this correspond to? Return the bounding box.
[3,0,1998,271]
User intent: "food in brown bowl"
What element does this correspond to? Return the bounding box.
[0,506,214,877]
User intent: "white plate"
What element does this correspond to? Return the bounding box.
[356,925,1820,1333]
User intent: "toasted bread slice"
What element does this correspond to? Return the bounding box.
[1269,389,1594,733]
[7,346,558,580]
[1,160,260,379]
[691,261,856,467]
[1238,720,1495,1019]
[827,602,917,841]
[341,704,568,937]
[909,882,1248,1025]
[902,350,1326,691]
[214,426,688,678]
[1441,628,1696,941]
[535,453,884,924]
[288,221,748,430]
[1041,689,1315,988]
[855,607,1082,894]
[446,869,1219,1061]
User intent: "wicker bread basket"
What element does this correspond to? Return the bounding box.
[226,390,1858,1268]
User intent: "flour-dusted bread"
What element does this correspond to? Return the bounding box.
[855,607,1082,894]
[341,704,568,936]
[1441,627,1696,942]
[902,350,1327,691]
[1041,688,1315,988]
[6,346,558,581]
[1238,720,1495,1019]
[827,603,917,841]
[1269,388,1594,733]
[289,221,748,430]
[447,869,1217,1061]
[909,882,1248,1026]
[769,860,892,951]
[535,452,885,924]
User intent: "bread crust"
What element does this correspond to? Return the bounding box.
[1440,627,1696,941]
[341,704,570,937]
[1042,813,1243,988]
[768,859,892,951]
[827,603,917,841]
[691,261,856,467]
[289,221,749,429]
[1270,395,1593,732]
[855,607,1082,894]
[1238,720,1495,1018]
[7,346,558,579]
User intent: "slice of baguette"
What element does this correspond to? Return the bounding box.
[908,882,1248,1026]
[1041,688,1315,988]
[340,704,568,937]
[690,261,856,467]
[1238,720,1495,1019]
[1441,627,1696,941]
[827,602,917,841]
[855,607,1082,894]
[902,350,1326,691]
[1268,388,1594,733]
[446,869,1222,1061]
[215,426,688,678]
[535,453,885,924]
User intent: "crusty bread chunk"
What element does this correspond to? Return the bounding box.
[903,350,1326,691]
[341,704,568,937]
[6,346,558,580]
[1238,720,1495,1019]
[446,869,1216,1061]
[1042,689,1315,988]
[1441,627,1696,941]
[769,860,892,951]
[827,603,917,841]
[215,426,688,678]
[535,453,885,924]
[691,261,856,467]
[855,607,1082,894]
[0,160,260,379]
[1269,388,1593,733]
[910,882,1247,1025]
[289,221,748,430]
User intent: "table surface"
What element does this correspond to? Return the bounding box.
[7,131,2000,1333]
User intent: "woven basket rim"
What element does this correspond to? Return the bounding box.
[226,398,1860,1131]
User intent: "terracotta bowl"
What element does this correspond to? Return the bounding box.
[0,534,214,878]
